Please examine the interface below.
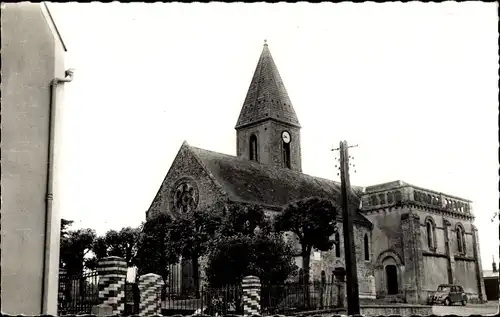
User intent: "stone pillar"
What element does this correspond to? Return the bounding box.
[138,273,164,316]
[368,275,376,298]
[471,225,487,303]
[443,218,456,284]
[333,267,346,309]
[242,275,261,316]
[401,212,424,304]
[97,256,127,315]
[319,270,326,309]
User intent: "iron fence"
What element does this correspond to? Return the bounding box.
[162,284,242,316]
[58,270,99,315]
[58,270,139,315]
[124,282,140,315]
[261,280,339,315]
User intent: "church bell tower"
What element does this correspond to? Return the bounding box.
[235,41,302,172]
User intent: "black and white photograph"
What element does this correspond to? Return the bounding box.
[1,2,498,317]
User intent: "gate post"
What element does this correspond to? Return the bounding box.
[333,267,346,309]
[97,256,128,315]
[320,270,326,309]
[242,275,261,316]
[368,275,376,298]
[138,273,164,316]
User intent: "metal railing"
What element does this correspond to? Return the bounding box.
[162,284,242,316]
[261,280,340,315]
[58,270,99,315]
[58,270,139,315]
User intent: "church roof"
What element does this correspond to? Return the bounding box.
[235,41,301,129]
[187,143,371,226]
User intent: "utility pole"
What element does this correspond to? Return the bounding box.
[333,140,360,315]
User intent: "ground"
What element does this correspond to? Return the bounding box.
[432,300,498,316]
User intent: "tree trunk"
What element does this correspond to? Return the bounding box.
[302,246,312,309]
[192,254,200,299]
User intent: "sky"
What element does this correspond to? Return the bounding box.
[48,2,498,269]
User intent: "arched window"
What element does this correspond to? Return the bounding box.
[378,193,386,205]
[433,196,439,206]
[456,224,466,254]
[364,234,370,261]
[335,232,341,257]
[371,195,378,205]
[394,191,402,203]
[425,217,437,251]
[283,141,291,168]
[249,134,258,162]
[426,222,433,247]
[387,192,394,204]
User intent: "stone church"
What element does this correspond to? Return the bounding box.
[146,42,487,304]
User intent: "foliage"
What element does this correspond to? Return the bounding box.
[60,228,97,276]
[169,209,222,260]
[206,232,297,288]
[275,197,338,254]
[206,202,297,287]
[103,227,141,266]
[133,213,178,283]
[274,197,338,306]
[92,236,109,259]
[59,218,74,268]
[217,201,272,236]
[82,226,141,270]
[60,219,74,239]
[168,208,223,296]
[83,236,108,271]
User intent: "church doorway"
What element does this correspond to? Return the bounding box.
[385,265,399,295]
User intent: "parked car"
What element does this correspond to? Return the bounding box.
[428,284,468,306]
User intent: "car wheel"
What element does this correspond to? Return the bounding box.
[462,299,467,306]
[444,298,451,306]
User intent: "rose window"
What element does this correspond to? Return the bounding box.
[172,181,198,213]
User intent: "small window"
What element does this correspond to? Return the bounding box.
[283,141,291,169]
[457,229,462,252]
[456,225,466,254]
[394,191,402,203]
[335,233,341,257]
[426,222,433,249]
[378,193,386,205]
[414,191,420,201]
[387,192,394,204]
[249,135,258,162]
[364,234,370,261]
[426,217,437,251]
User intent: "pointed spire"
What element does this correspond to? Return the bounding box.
[235,42,301,129]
